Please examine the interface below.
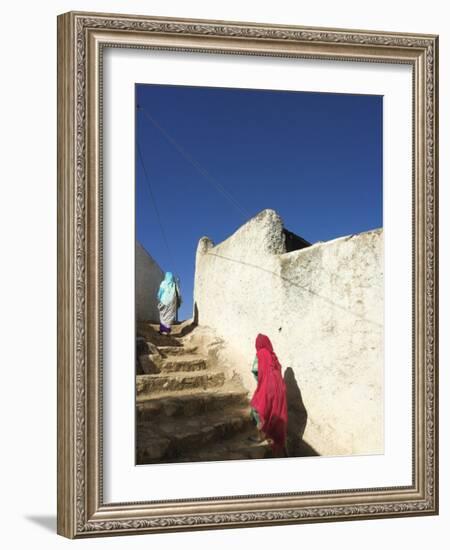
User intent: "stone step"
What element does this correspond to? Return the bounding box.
[166,429,272,463]
[136,370,225,396]
[157,356,207,374]
[136,388,249,419]
[137,322,185,348]
[136,408,253,464]
[144,332,184,348]
[149,320,195,338]
[136,337,160,358]
[159,345,199,356]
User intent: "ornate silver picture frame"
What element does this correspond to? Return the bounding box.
[57,11,439,538]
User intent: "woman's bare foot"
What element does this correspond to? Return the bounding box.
[248,430,266,443]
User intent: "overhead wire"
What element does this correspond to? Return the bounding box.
[136,140,175,270]
[137,105,249,219]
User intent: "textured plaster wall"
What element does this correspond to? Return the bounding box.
[136,241,164,322]
[194,209,383,456]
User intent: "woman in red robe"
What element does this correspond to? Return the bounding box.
[250,334,288,456]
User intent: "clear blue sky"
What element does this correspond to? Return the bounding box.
[135,84,382,320]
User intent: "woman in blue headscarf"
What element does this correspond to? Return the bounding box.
[157,272,182,335]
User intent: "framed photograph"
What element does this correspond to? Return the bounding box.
[57,11,439,538]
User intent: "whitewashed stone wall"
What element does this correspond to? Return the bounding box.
[194,209,383,457]
[136,241,164,322]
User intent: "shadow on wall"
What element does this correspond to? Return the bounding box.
[174,303,199,337]
[284,367,319,457]
[193,302,199,326]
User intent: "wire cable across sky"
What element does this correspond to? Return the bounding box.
[137,105,250,220]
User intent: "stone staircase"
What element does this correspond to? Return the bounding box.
[136,320,271,464]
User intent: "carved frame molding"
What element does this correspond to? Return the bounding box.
[57,11,438,538]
